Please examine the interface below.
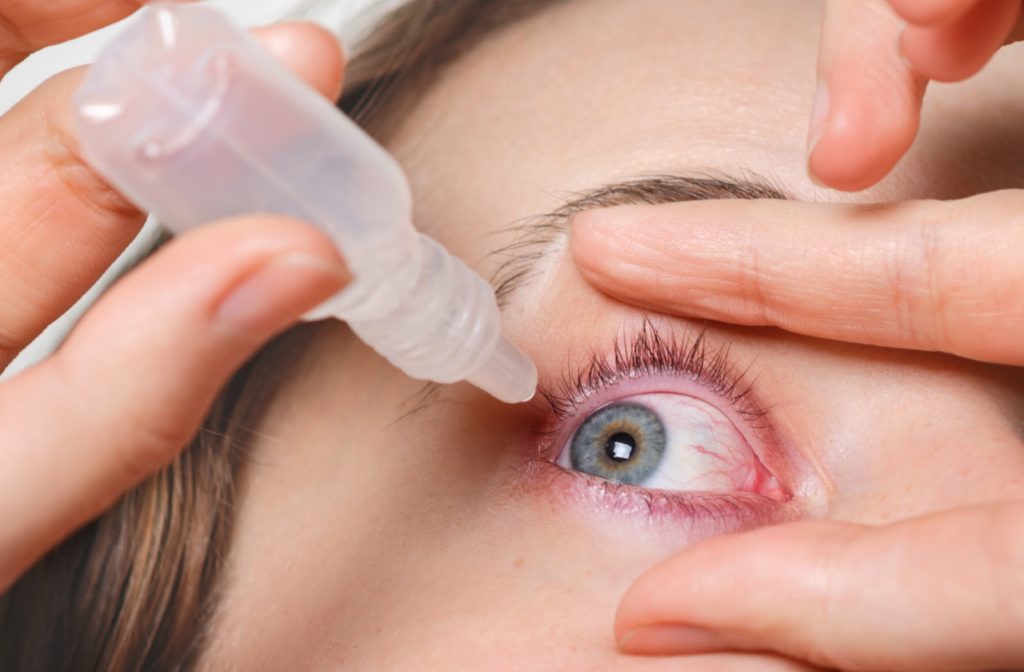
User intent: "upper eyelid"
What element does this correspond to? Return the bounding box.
[539,318,766,424]
[534,319,804,499]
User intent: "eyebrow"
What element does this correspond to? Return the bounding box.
[488,173,790,306]
[394,173,789,421]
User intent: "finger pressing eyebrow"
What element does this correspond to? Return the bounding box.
[488,173,790,307]
[570,192,1024,365]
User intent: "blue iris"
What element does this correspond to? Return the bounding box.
[569,403,667,485]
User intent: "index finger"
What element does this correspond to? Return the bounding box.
[571,192,1024,365]
[1,0,162,75]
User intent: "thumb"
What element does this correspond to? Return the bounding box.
[0,215,348,591]
[253,21,346,102]
[809,0,927,191]
[615,504,1024,670]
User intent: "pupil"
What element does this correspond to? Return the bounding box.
[605,432,637,462]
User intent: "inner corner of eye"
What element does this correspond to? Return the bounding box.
[557,393,781,498]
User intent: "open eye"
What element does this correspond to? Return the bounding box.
[557,393,781,497]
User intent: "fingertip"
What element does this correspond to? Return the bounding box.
[898,0,1020,83]
[570,206,669,298]
[94,214,349,336]
[811,0,929,191]
[808,78,923,191]
[613,540,723,641]
[888,0,975,26]
[572,204,650,230]
[49,214,349,468]
[253,22,346,101]
[570,206,641,262]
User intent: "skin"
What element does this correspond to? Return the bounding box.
[809,0,1024,190]
[0,3,349,592]
[2,1,1022,670]
[572,1,1024,668]
[195,1,1022,670]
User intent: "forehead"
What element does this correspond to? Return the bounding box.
[386,0,821,252]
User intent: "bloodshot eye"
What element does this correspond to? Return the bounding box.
[558,393,784,498]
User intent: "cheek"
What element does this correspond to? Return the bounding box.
[326,510,650,670]
[311,396,771,661]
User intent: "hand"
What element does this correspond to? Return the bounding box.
[810,0,1024,190]
[571,2,1024,666]
[614,504,1024,671]
[0,3,350,592]
[570,194,1024,668]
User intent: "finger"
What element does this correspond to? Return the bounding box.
[251,22,346,103]
[615,504,1024,670]
[808,0,927,191]
[0,215,348,592]
[571,193,1024,365]
[0,23,344,371]
[1,0,163,75]
[899,0,1022,82]
[887,0,984,25]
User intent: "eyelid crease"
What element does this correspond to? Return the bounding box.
[487,171,791,306]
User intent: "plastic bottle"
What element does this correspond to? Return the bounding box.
[73,3,538,403]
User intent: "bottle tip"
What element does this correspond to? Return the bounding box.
[466,335,538,404]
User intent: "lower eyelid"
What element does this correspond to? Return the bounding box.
[517,459,800,541]
[522,322,809,532]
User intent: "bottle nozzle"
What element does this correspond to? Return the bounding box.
[466,335,538,403]
[74,3,539,405]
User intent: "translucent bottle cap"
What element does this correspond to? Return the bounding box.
[466,335,538,404]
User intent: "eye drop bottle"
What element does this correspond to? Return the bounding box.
[74,3,537,403]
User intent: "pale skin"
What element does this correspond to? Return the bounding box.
[572,0,1024,669]
[1,2,1023,672]
[0,3,350,591]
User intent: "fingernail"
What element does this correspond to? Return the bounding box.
[217,254,349,334]
[618,624,726,656]
[807,80,830,157]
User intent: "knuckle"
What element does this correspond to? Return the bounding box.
[43,105,140,222]
[734,222,773,325]
[18,71,142,222]
[742,522,855,669]
[916,210,952,351]
[792,521,860,669]
[883,200,955,351]
[812,523,878,669]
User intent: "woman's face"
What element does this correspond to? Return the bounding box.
[202,0,1024,669]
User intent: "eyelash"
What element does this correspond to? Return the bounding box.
[521,318,792,530]
[539,318,768,427]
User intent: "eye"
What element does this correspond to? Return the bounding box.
[557,393,779,496]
